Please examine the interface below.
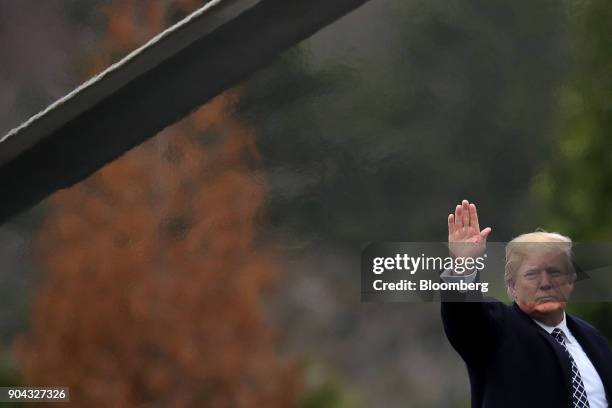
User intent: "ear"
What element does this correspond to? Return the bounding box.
[509,280,517,299]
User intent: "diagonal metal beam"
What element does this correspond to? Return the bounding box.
[0,0,370,225]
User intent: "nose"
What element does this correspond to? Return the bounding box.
[538,271,552,290]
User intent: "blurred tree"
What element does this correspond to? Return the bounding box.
[240,0,569,245]
[237,1,572,405]
[300,376,361,408]
[14,1,298,406]
[534,0,612,339]
[0,357,23,407]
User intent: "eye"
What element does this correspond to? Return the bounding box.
[524,271,537,279]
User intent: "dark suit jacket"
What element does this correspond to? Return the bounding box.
[441,300,612,407]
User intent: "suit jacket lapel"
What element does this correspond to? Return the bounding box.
[535,326,574,399]
[511,303,573,403]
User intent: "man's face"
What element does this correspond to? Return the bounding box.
[510,250,574,320]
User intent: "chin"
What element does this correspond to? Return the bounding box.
[533,301,566,314]
[518,299,567,318]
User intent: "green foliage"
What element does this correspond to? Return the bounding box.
[0,356,23,408]
[534,0,612,339]
[451,399,471,408]
[241,0,569,245]
[299,377,361,408]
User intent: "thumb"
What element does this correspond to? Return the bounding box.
[480,227,492,239]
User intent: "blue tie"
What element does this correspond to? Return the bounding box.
[551,328,590,408]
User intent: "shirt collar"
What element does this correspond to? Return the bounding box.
[533,312,571,343]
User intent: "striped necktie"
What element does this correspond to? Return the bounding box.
[551,328,590,408]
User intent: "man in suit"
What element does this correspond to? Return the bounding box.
[441,199,612,408]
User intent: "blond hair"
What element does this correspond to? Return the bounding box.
[505,230,575,298]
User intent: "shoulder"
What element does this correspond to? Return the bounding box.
[568,313,610,346]
[570,314,600,334]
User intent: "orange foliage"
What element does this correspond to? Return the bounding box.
[14,1,298,406]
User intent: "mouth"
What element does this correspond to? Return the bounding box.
[536,296,558,303]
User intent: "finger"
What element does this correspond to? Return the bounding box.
[448,214,455,234]
[480,227,492,239]
[469,203,480,230]
[461,200,470,227]
[454,205,462,226]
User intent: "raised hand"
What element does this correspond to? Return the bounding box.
[448,199,492,259]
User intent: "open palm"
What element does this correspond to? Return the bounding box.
[448,199,492,258]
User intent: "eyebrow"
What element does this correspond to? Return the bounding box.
[523,267,564,275]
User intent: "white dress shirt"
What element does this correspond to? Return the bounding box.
[440,268,608,407]
[534,314,608,408]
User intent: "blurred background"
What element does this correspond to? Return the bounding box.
[0,0,610,406]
